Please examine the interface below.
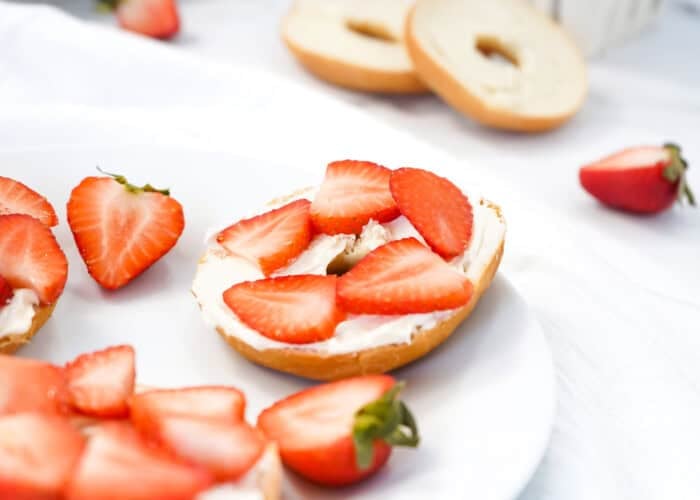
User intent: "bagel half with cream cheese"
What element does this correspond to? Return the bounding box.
[405,0,587,131]
[193,161,505,380]
[282,0,428,94]
[0,176,68,353]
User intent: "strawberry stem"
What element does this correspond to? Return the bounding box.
[96,167,170,196]
[352,381,419,470]
[662,143,695,207]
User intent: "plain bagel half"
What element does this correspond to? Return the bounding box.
[406,0,587,132]
[282,0,428,94]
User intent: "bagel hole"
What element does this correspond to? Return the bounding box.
[475,36,519,68]
[345,20,396,43]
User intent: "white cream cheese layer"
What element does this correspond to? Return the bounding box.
[0,289,39,338]
[192,194,505,355]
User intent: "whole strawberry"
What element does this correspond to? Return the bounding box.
[100,0,180,40]
[579,143,695,214]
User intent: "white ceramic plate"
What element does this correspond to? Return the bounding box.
[5,147,553,500]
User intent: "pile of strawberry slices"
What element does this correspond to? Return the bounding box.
[0,177,68,314]
[217,161,475,344]
[0,345,418,498]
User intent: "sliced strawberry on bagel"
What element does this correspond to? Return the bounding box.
[130,386,246,434]
[310,160,400,235]
[67,171,185,290]
[0,214,68,304]
[65,422,212,500]
[65,345,136,418]
[0,176,58,227]
[0,276,12,306]
[390,167,473,259]
[223,275,345,344]
[579,143,695,213]
[0,413,84,498]
[216,199,312,276]
[258,375,419,486]
[0,355,68,414]
[147,416,265,481]
[337,237,472,314]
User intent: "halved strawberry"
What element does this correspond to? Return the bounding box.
[0,413,84,498]
[65,422,212,500]
[130,386,246,434]
[0,214,68,304]
[337,238,472,314]
[0,276,12,306]
[390,167,473,258]
[258,375,419,486]
[0,176,58,227]
[115,0,180,40]
[65,345,136,418]
[223,275,345,344]
[216,199,312,276]
[579,143,695,213]
[0,355,68,414]
[310,160,400,235]
[149,416,265,481]
[67,172,185,290]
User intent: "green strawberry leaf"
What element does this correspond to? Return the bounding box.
[352,381,419,470]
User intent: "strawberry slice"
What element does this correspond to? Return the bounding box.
[0,214,68,304]
[149,416,265,481]
[0,276,12,306]
[0,355,68,414]
[216,199,312,276]
[0,413,84,498]
[0,176,58,227]
[67,172,185,290]
[130,386,246,434]
[579,143,695,213]
[390,167,473,258]
[337,238,472,314]
[65,422,212,500]
[65,345,136,418]
[116,0,180,40]
[310,160,400,235]
[223,275,345,344]
[257,375,419,486]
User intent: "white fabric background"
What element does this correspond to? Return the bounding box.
[0,1,699,499]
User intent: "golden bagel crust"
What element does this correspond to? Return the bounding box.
[216,228,504,381]
[283,35,428,94]
[404,5,587,132]
[0,303,56,354]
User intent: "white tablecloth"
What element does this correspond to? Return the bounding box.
[1,2,699,499]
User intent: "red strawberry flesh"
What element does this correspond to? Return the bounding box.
[0,176,58,227]
[0,355,68,414]
[0,214,68,304]
[390,167,473,258]
[0,276,12,306]
[65,422,212,500]
[337,238,472,314]
[150,416,265,481]
[579,144,695,213]
[0,413,85,498]
[223,274,345,344]
[66,345,136,418]
[311,160,400,235]
[67,174,184,290]
[217,199,312,276]
[116,0,180,40]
